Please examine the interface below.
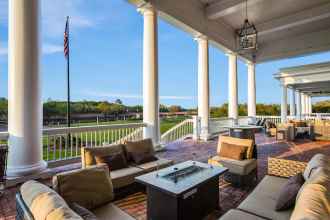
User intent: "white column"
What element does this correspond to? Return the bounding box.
[7,0,46,176]
[301,93,306,115]
[247,62,256,122]
[227,53,238,124]
[296,91,301,120]
[309,96,312,114]
[281,85,288,123]
[304,95,309,115]
[139,6,160,146]
[290,89,296,116]
[196,36,210,140]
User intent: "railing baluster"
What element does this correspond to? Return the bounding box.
[59,135,62,160]
[53,135,56,161]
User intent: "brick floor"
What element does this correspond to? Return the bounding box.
[1,133,330,220]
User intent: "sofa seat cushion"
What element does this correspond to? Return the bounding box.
[210,155,257,175]
[219,209,266,220]
[52,164,114,210]
[110,166,145,189]
[20,180,82,220]
[92,203,134,220]
[135,158,173,172]
[238,175,293,220]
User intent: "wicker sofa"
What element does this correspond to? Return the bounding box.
[313,120,330,140]
[16,165,135,220]
[81,139,174,189]
[220,154,330,220]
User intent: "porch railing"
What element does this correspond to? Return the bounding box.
[42,123,146,162]
[160,119,194,144]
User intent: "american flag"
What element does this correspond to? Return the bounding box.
[64,16,69,58]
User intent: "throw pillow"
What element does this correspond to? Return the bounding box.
[125,138,155,161]
[275,173,305,211]
[131,151,158,164]
[219,142,247,160]
[70,203,98,220]
[52,165,114,210]
[95,153,128,171]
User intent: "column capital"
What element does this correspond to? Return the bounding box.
[246,61,255,66]
[194,34,208,42]
[137,3,157,15]
[225,51,238,57]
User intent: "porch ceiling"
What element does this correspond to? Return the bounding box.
[274,61,330,97]
[128,0,330,63]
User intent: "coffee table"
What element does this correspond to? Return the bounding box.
[135,160,228,220]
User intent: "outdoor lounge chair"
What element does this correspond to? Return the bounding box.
[208,136,257,186]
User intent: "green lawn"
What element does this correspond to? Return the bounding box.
[41,116,189,161]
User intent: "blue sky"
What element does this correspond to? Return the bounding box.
[0,0,329,108]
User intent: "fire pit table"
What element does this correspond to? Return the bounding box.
[135,160,228,220]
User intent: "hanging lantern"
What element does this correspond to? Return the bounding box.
[237,0,258,53]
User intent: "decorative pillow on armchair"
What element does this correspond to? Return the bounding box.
[219,142,247,160]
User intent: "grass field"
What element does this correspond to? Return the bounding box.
[48,116,188,135]
[42,116,189,161]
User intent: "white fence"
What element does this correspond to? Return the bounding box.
[160,119,194,144]
[0,123,146,163]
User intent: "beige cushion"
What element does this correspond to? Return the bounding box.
[238,175,293,220]
[92,203,134,220]
[125,138,155,161]
[303,153,330,180]
[52,164,114,210]
[219,142,248,160]
[209,155,257,175]
[81,144,126,168]
[110,166,145,189]
[217,136,254,159]
[135,158,173,172]
[20,180,82,220]
[291,167,330,220]
[219,209,265,220]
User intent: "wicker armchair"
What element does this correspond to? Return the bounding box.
[268,157,307,178]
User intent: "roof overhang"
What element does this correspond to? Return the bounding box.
[127,0,330,64]
[274,61,330,97]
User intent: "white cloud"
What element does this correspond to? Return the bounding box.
[41,0,95,38]
[84,91,194,101]
[42,43,62,54]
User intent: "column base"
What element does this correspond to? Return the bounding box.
[7,160,47,177]
[200,133,211,141]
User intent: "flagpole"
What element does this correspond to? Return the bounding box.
[66,16,71,129]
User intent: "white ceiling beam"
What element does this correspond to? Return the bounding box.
[256,27,330,63]
[258,3,330,36]
[206,0,263,20]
